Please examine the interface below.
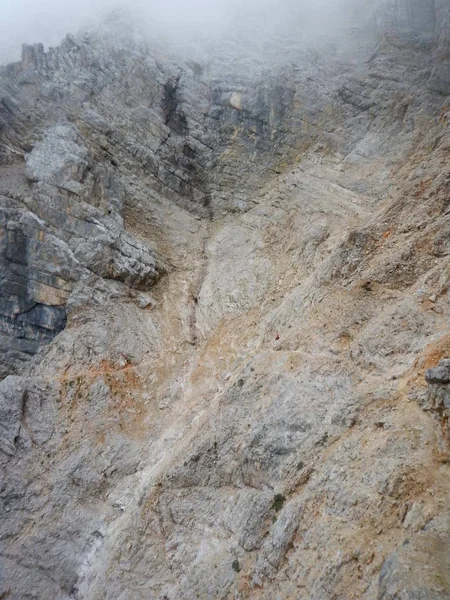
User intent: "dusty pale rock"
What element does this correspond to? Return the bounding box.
[378,531,450,600]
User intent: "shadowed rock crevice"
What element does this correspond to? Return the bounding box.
[162,76,189,136]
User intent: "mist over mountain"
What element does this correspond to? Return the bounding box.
[0,0,375,63]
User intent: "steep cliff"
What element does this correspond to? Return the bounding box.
[1,1,450,599]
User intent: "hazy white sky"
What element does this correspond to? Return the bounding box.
[0,0,368,64]
[0,0,255,61]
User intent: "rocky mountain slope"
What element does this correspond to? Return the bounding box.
[1,1,450,598]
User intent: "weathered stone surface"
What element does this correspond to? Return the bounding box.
[1,2,450,599]
[0,119,164,376]
[0,375,57,455]
[425,359,450,385]
[382,0,437,45]
[428,62,450,95]
[378,532,450,600]
[25,124,90,194]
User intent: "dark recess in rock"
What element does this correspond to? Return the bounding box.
[162,76,188,135]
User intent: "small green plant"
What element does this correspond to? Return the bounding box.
[272,493,286,512]
[232,558,241,573]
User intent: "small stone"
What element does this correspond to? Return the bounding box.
[136,293,157,310]
[425,359,450,385]
[230,92,242,110]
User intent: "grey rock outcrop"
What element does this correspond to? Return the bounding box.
[379,532,450,600]
[425,359,450,385]
[0,375,57,455]
[0,115,164,376]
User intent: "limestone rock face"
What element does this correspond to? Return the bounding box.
[378,531,450,600]
[382,0,437,41]
[1,2,450,599]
